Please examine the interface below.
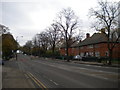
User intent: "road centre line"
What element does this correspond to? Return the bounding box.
[89,74,109,80]
[94,65,102,67]
[49,79,58,85]
[52,81,58,85]
[27,72,47,89]
[33,60,118,81]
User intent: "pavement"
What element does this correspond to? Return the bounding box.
[2,60,35,88]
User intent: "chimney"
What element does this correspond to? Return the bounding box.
[86,33,90,38]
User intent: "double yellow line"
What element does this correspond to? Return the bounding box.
[27,72,48,90]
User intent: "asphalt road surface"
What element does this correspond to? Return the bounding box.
[4,54,120,88]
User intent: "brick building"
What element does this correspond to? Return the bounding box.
[60,32,120,59]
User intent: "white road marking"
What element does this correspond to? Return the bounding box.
[97,70,104,72]
[53,81,58,85]
[89,74,109,80]
[24,74,29,78]
[85,65,91,66]
[34,60,118,75]
[50,79,58,85]
[33,60,118,81]
[94,66,102,67]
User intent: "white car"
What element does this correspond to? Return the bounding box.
[73,55,82,60]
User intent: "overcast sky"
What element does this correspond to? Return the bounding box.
[0,0,119,46]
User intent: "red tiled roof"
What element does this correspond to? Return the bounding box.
[76,33,108,47]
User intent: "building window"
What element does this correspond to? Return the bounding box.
[84,52,89,57]
[95,52,100,57]
[89,52,94,56]
[80,53,84,57]
[88,45,93,48]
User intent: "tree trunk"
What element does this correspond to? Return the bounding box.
[64,30,69,62]
[66,38,69,62]
[52,42,55,56]
[66,46,69,62]
[108,49,113,65]
[107,27,112,65]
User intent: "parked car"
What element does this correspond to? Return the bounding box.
[0,60,4,65]
[73,55,82,60]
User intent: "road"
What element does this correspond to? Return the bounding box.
[3,54,120,88]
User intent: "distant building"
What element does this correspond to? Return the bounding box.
[60,32,120,59]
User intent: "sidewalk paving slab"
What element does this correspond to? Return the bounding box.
[2,62,35,88]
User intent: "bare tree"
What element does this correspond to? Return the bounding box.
[56,8,80,62]
[23,40,33,55]
[32,32,50,56]
[36,31,49,52]
[46,23,60,55]
[89,0,120,64]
